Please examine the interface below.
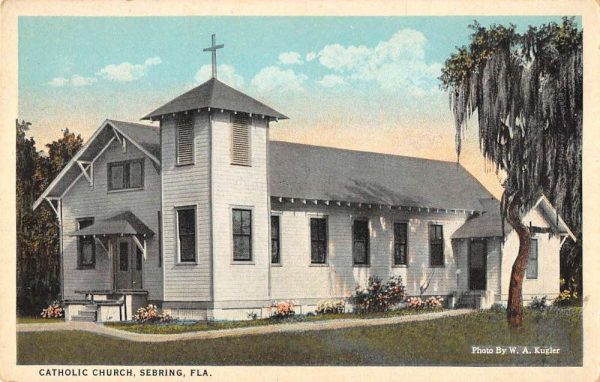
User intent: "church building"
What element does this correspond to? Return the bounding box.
[33,36,574,322]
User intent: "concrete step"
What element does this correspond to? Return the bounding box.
[71,315,96,322]
[77,310,97,318]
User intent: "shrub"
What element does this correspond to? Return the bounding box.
[350,275,405,313]
[133,304,172,323]
[406,296,424,309]
[489,303,506,313]
[553,288,580,307]
[269,300,296,318]
[424,296,445,309]
[40,301,63,319]
[528,296,548,311]
[315,299,345,315]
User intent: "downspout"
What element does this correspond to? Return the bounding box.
[266,119,271,302]
[59,199,64,301]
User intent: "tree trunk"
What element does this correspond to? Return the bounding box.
[505,195,531,328]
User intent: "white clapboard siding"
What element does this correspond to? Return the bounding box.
[231,114,250,166]
[176,118,194,165]
[61,140,163,300]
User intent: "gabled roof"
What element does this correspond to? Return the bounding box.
[73,211,154,237]
[142,78,288,121]
[268,141,493,211]
[451,196,576,241]
[33,120,160,210]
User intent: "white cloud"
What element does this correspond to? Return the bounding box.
[48,77,69,87]
[97,56,162,82]
[48,75,96,87]
[318,74,345,88]
[306,52,317,62]
[194,64,245,88]
[251,66,307,94]
[278,51,303,65]
[316,29,441,94]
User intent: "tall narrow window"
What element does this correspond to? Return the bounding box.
[310,218,327,264]
[231,114,250,166]
[107,159,144,191]
[176,114,194,165]
[271,215,280,264]
[177,208,196,262]
[429,224,444,267]
[394,222,408,265]
[526,238,538,279]
[353,220,370,265]
[77,218,95,269]
[233,209,252,261]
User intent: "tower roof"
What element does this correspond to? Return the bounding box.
[142,78,288,121]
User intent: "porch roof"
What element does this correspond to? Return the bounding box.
[72,211,154,237]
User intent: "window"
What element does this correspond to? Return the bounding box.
[77,218,95,269]
[107,159,144,191]
[176,114,194,165]
[233,209,252,261]
[177,208,196,262]
[353,220,370,265]
[429,224,444,267]
[394,222,408,265]
[526,238,538,279]
[231,114,250,166]
[310,218,327,264]
[271,215,280,264]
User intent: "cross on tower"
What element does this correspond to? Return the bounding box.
[203,34,224,79]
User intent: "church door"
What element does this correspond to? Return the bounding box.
[469,240,487,290]
[115,237,143,290]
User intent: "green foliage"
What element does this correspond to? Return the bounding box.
[16,120,83,315]
[528,296,548,311]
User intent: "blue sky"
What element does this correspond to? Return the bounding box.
[18,16,578,195]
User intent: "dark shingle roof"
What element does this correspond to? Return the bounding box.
[73,211,155,237]
[268,141,493,211]
[142,78,288,120]
[451,198,505,239]
[108,120,160,160]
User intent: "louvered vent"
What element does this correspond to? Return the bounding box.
[176,115,194,165]
[231,114,251,166]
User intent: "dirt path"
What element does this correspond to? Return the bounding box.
[17,309,475,343]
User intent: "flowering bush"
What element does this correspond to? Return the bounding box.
[529,296,549,310]
[424,296,445,308]
[406,296,444,309]
[553,289,579,307]
[269,300,296,318]
[40,301,63,319]
[406,296,424,309]
[133,304,172,323]
[350,275,405,313]
[315,299,345,315]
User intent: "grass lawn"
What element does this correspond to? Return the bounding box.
[17,316,64,324]
[18,307,581,366]
[105,307,446,334]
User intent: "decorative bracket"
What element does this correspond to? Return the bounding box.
[45,197,61,223]
[132,235,147,260]
[76,160,93,188]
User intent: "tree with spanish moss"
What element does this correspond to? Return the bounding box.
[439,18,582,327]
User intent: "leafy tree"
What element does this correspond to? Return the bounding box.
[16,120,83,315]
[439,18,582,327]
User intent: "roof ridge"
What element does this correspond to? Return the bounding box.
[269,140,464,166]
[107,119,159,131]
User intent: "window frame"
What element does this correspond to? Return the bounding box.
[175,206,197,264]
[232,208,253,262]
[526,238,539,279]
[429,223,445,267]
[352,218,370,266]
[175,114,195,166]
[393,221,409,267]
[309,216,328,265]
[77,217,96,269]
[270,214,281,265]
[107,158,145,192]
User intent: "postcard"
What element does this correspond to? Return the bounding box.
[1,0,598,381]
